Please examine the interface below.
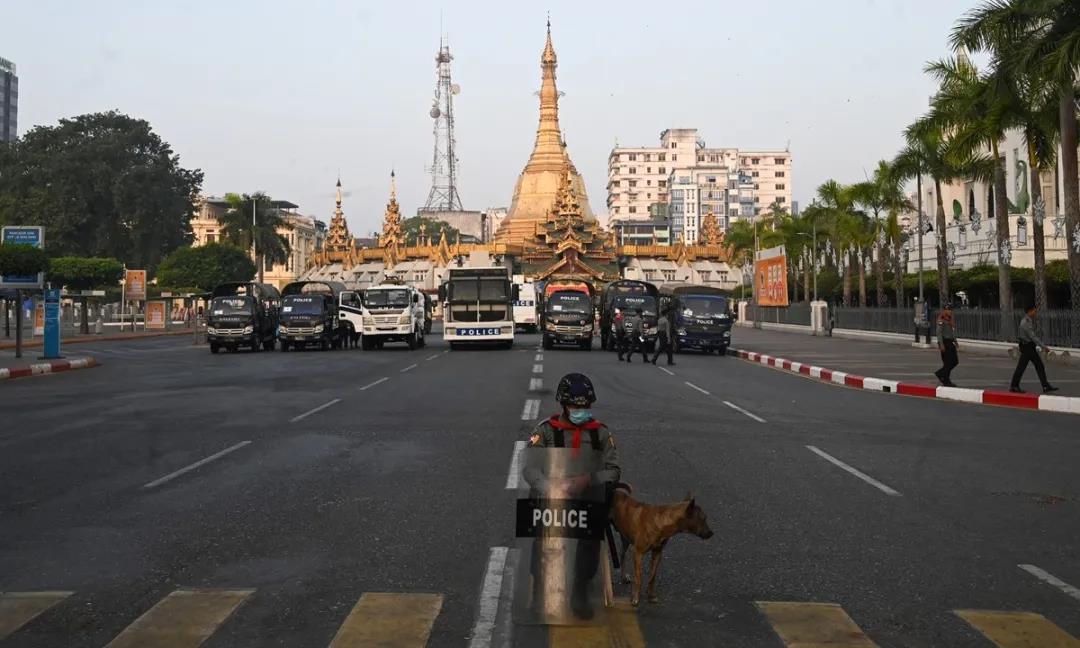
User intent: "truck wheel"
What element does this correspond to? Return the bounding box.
[407,331,418,350]
[361,337,373,350]
[449,342,460,351]
[280,341,289,352]
[210,343,220,354]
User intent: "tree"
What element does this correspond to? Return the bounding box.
[156,243,256,292]
[0,243,49,277]
[852,160,911,307]
[217,193,289,283]
[48,257,125,333]
[951,0,1077,318]
[401,216,461,245]
[0,111,203,273]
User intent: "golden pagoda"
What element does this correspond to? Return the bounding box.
[495,20,596,244]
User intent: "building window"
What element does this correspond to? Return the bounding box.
[672,155,677,161]
[700,271,711,281]
[629,206,637,214]
[698,155,705,162]
[629,167,636,174]
[754,184,759,190]
[752,171,759,177]
[629,153,637,161]
[670,142,677,149]
[646,167,652,173]
[751,158,760,164]
[613,180,620,187]
[774,158,785,164]
[659,167,666,174]
[645,153,651,161]
[720,272,729,282]
[659,180,666,188]
[777,196,786,203]
[776,170,786,178]
[629,180,637,188]
[741,158,749,165]
[659,153,666,161]
[206,233,216,243]
[646,179,652,186]
[414,271,427,282]
[754,208,762,215]
[647,193,652,199]
[754,196,760,203]
[776,183,786,190]
[729,209,738,217]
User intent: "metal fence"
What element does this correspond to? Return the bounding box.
[747,302,812,327]
[831,306,1080,348]
[832,307,914,336]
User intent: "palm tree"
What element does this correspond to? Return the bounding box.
[219,192,291,283]
[886,211,906,306]
[852,161,910,306]
[951,0,1076,318]
[817,180,861,306]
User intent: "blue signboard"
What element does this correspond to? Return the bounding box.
[0,226,45,288]
[43,288,61,359]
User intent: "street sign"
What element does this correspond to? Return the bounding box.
[125,269,147,302]
[146,301,167,330]
[0,226,45,289]
[43,288,61,359]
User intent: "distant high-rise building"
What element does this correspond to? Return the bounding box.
[0,56,17,143]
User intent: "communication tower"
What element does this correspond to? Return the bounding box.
[421,39,464,212]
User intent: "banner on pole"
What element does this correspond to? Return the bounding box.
[0,226,45,289]
[125,270,147,302]
[146,301,167,330]
[754,246,789,307]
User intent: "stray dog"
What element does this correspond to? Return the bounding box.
[611,487,714,606]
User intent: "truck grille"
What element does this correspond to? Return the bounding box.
[281,326,316,335]
[555,325,585,334]
[373,315,398,325]
[214,328,247,336]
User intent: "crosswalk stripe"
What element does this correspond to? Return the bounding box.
[548,600,645,648]
[329,592,443,647]
[105,588,253,648]
[0,591,73,640]
[756,601,878,647]
[955,610,1080,648]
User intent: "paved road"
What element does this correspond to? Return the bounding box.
[1,329,1078,647]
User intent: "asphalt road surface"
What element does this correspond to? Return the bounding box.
[1,328,1078,647]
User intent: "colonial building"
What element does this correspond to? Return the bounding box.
[303,22,738,294]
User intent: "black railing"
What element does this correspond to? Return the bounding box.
[747,303,811,326]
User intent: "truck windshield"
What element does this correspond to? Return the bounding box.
[365,289,410,309]
[210,297,252,315]
[450,277,509,303]
[548,292,591,314]
[680,296,729,316]
[281,296,325,315]
[615,295,656,316]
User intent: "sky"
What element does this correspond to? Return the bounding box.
[8,0,983,235]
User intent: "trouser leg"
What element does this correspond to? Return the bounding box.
[1031,348,1050,387]
[1011,345,1032,388]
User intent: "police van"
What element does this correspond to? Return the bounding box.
[360,281,427,350]
[513,277,539,332]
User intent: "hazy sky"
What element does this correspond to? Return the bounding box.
[9,0,980,235]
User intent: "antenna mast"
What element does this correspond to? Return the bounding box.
[421,38,464,212]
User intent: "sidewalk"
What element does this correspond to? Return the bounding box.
[731,325,1080,398]
[0,328,191,350]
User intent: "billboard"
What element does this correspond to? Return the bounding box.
[146,301,167,330]
[754,246,789,307]
[125,269,147,302]
[0,226,45,289]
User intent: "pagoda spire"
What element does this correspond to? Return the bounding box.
[325,177,353,252]
[524,18,565,173]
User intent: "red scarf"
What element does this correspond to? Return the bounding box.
[547,415,602,455]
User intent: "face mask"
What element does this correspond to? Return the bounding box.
[568,409,593,425]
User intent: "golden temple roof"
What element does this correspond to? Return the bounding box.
[495,21,595,244]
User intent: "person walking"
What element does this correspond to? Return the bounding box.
[614,308,627,360]
[651,307,674,366]
[1009,305,1059,394]
[934,303,959,387]
[625,308,647,363]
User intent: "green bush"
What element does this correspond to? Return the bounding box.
[155,243,256,292]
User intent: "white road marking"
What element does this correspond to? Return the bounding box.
[684,381,710,395]
[1019,564,1080,603]
[534,353,543,362]
[658,366,675,376]
[806,445,901,497]
[723,400,766,423]
[289,398,342,423]
[143,441,252,489]
[529,378,543,391]
[532,364,543,374]
[425,353,440,361]
[505,441,526,490]
[467,547,509,648]
[521,399,541,421]
[400,363,418,373]
[359,377,389,391]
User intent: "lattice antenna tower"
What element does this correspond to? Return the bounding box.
[422,36,464,211]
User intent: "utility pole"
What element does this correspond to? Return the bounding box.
[812,219,818,302]
[916,170,925,306]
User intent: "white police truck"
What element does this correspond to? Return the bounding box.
[440,266,517,349]
[360,282,427,350]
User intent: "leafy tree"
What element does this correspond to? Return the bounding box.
[156,243,256,292]
[401,216,461,245]
[0,111,203,273]
[217,193,290,283]
[0,243,49,277]
[48,257,125,332]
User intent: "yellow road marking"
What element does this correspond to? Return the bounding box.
[0,591,73,640]
[756,601,878,647]
[329,592,443,647]
[956,610,1080,648]
[105,588,253,648]
[549,600,645,648]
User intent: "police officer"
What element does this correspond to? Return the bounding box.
[1010,304,1059,394]
[526,373,621,620]
[625,307,648,363]
[614,308,627,360]
[651,306,675,366]
[934,303,959,387]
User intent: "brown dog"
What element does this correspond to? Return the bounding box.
[611,488,714,606]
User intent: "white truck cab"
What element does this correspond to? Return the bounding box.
[360,283,427,350]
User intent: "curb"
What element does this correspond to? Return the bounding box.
[0,357,99,381]
[0,329,190,350]
[727,347,1080,415]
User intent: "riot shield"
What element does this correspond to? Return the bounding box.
[512,445,610,626]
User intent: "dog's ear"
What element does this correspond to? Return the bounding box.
[684,497,696,515]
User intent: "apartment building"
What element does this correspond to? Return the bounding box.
[608,128,792,242]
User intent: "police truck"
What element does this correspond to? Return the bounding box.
[440,266,517,349]
[360,281,427,350]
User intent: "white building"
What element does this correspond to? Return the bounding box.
[608,128,792,241]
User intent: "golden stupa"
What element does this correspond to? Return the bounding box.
[495,21,595,244]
